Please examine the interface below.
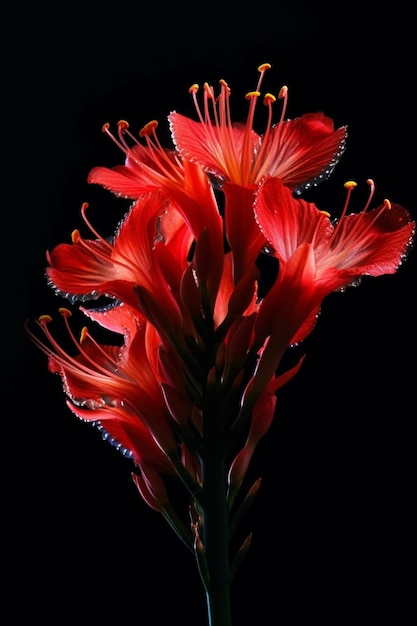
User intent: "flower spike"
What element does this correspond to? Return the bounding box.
[25,60,415,626]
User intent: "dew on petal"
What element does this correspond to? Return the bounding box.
[94,422,134,459]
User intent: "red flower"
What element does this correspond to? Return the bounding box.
[27,304,180,464]
[169,63,347,193]
[247,176,415,397]
[87,121,224,248]
[27,61,415,623]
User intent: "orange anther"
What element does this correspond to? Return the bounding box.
[245,91,261,100]
[139,120,158,137]
[263,93,276,105]
[80,327,88,343]
[257,63,271,72]
[38,314,52,324]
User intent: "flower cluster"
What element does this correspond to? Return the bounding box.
[27,63,414,625]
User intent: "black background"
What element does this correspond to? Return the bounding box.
[4,5,416,624]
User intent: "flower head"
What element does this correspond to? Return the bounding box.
[169,63,347,192]
[26,60,415,625]
[248,176,415,395]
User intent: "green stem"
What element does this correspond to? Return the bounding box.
[200,403,233,626]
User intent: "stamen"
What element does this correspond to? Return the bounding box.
[39,314,53,324]
[277,85,288,123]
[189,79,237,176]
[70,229,115,267]
[205,83,219,126]
[189,84,205,125]
[329,179,391,257]
[263,93,276,105]
[137,119,184,183]
[102,123,128,154]
[344,181,358,189]
[79,325,124,374]
[217,79,240,176]
[241,89,262,181]
[330,180,357,242]
[117,120,133,151]
[245,91,261,100]
[139,120,159,137]
[363,178,375,213]
[356,197,392,237]
[80,202,113,250]
[118,119,143,147]
[26,317,109,386]
[187,63,288,185]
[219,79,231,94]
[70,205,112,251]
[218,79,231,126]
[253,94,276,178]
[257,62,272,72]
[58,308,122,378]
[256,63,271,92]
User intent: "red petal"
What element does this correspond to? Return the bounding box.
[263,114,347,190]
[46,239,113,295]
[254,176,332,262]
[328,203,415,277]
[87,165,149,198]
[169,112,248,181]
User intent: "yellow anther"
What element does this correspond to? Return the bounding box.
[245,90,261,100]
[383,198,392,210]
[139,120,158,137]
[102,122,110,132]
[189,83,199,93]
[219,79,231,95]
[278,85,288,99]
[80,327,88,344]
[320,210,331,218]
[71,229,80,243]
[203,82,215,98]
[38,314,52,324]
[263,93,276,105]
[258,63,271,72]
[117,120,129,130]
[344,180,357,189]
[59,308,72,318]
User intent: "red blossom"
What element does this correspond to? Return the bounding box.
[169,63,347,193]
[27,63,415,599]
[249,176,415,392]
